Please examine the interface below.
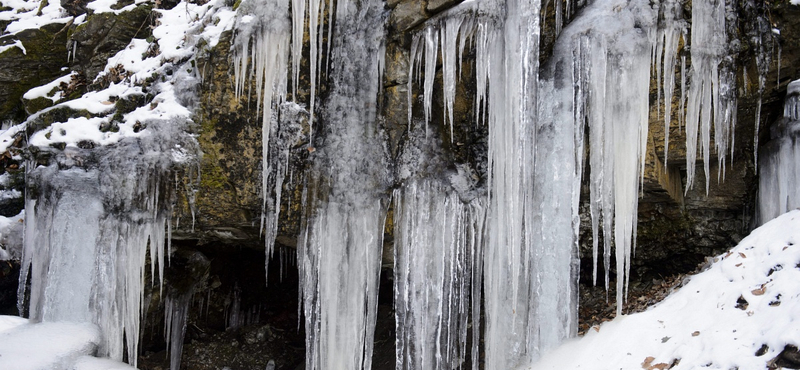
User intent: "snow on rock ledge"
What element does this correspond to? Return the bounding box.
[529,210,800,370]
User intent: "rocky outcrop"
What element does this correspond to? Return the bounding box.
[0,23,70,122]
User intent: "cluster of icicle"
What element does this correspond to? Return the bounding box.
[401,0,748,367]
[757,80,800,225]
[18,120,193,368]
[407,0,581,365]
[393,179,486,370]
[683,0,738,192]
[232,0,328,267]
[228,0,759,368]
[232,0,289,266]
[294,0,388,368]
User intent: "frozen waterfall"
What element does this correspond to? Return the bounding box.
[19,120,194,366]
[296,0,388,367]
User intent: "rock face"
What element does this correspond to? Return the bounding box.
[168,0,800,285]
[0,23,69,121]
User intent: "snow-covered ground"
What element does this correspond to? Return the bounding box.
[0,317,139,370]
[529,210,800,370]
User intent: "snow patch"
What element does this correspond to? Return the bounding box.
[23,72,76,103]
[529,210,800,370]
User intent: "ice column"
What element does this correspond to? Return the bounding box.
[19,123,188,367]
[756,80,800,225]
[393,179,485,370]
[684,0,737,192]
[165,292,192,370]
[232,0,290,262]
[546,0,653,316]
[407,0,579,365]
[652,0,684,165]
[297,0,388,367]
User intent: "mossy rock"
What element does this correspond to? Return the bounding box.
[23,96,56,116]
[0,23,70,123]
[69,4,154,80]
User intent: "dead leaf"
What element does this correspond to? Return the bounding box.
[735,263,742,267]
[101,101,114,105]
[752,284,767,296]
[593,325,600,332]
[650,363,670,370]
[692,331,700,337]
[739,252,747,258]
[642,356,655,368]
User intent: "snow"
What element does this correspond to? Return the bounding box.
[528,210,800,370]
[0,39,26,55]
[87,0,149,14]
[0,318,137,370]
[22,73,77,103]
[0,315,26,333]
[0,320,101,370]
[2,1,72,34]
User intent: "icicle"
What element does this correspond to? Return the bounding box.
[679,53,686,134]
[393,179,485,370]
[659,0,683,165]
[165,291,192,370]
[423,27,439,134]
[757,80,800,225]
[291,0,306,100]
[441,16,464,142]
[684,0,736,193]
[298,0,387,367]
[19,119,192,367]
[308,0,322,135]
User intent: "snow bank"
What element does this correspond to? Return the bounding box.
[0,318,137,370]
[529,210,800,370]
[0,320,101,370]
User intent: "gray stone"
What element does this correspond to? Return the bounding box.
[388,0,428,32]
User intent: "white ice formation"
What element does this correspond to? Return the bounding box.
[392,123,486,370]
[403,0,746,366]
[19,119,195,366]
[684,0,738,191]
[296,0,388,367]
[756,80,800,225]
[232,0,290,265]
